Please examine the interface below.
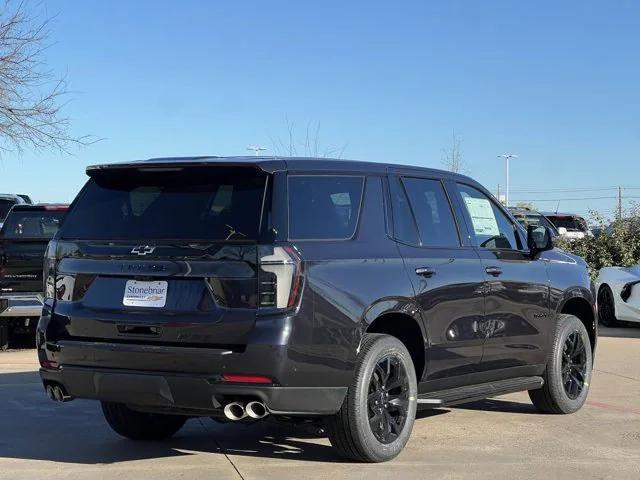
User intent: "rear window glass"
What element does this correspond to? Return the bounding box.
[60,168,268,241]
[546,215,588,232]
[0,199,16,220]
[1,211,66,239]
[513,214,557,233]
[288,175,364,240]
[401,177,460,247]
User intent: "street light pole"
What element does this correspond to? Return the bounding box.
[497,154,518,206]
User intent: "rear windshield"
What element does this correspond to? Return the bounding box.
[1,211,66,239]
[0,199,16,220]
[60,167,268,241]
[546,215,588,232]
[513,214,557,233]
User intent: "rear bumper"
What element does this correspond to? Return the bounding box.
[40,366,346,415]
[0,293,43,318]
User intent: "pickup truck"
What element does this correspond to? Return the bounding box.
[0,204,68,349]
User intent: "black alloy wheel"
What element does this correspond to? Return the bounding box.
[597,286,618,327]
[561,331,588,400]
[367,355,410,444]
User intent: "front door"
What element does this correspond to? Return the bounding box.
[453,183,551,371]
[388,174,486,385]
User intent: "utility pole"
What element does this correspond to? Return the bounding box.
[618,186,623,219]
[247,146,266,156]
[497,154,518,207]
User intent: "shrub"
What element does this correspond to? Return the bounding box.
[555,207,640,279]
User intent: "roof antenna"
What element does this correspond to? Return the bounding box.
[247,146,267,156]
[555,200,560,214]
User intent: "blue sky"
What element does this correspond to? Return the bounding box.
[1,0,639,219]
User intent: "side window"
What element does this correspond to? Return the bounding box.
[288,175,364,240]
[388,176,419,245]
[402,177,460,247]
[457,184,519,250]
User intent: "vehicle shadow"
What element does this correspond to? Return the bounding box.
[598,323,640,339]
[0,370,537,466]
[453,398,539,414]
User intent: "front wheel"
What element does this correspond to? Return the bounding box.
[529,314,593,414]
[326,334,417,462]
[101,402,187,440]
[598,285,619,327]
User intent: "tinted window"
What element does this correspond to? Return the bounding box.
[457,184,519,250]
[1,211,66,239]
[61,168,267,241]
[288,176,364,240]
[512,213,557,233]
[545,215,588,232]
[0,199,16,220]
[402,178,459,247]
[388,176,419,245]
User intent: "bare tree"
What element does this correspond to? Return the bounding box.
[0,0,94,154]
[270,118,347,158]
[442,130,465,173]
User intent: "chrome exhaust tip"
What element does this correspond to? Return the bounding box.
[53,385,64,402]
[45,384,56,401]
[51,384,72,402]
[245,401,268,419]
[223,402,247,421]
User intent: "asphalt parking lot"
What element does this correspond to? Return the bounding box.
[1,326,639,480]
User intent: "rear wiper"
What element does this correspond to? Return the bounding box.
[225,224,247,241]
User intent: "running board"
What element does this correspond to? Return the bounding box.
[417,376,544,408]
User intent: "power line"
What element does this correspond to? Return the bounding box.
[510,196,640,202]
[510,186,640,194]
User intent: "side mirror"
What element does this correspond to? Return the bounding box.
[527,225,553,257]
[557,226,568,236]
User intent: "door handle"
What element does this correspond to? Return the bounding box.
[415,267,436,278]
[485,266,503,277]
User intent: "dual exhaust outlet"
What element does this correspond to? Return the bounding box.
[223,400,268,420]
[45,383,73,403]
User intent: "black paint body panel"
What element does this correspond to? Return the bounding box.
[38,157,595,415]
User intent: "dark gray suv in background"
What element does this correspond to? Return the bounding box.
[38,157,596,462]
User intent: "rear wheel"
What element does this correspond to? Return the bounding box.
[598,285,619,327]
[529,314,592,414]
[326,334,417,462]
[101,402,187,440]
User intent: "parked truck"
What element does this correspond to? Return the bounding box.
[0,204,68,349]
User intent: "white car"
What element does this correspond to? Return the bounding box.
[596,266,640,326]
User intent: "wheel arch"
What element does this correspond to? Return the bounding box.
[362,300,427,380]
[557,290,597,353]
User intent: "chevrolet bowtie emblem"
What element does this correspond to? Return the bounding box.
[131,245,156,256]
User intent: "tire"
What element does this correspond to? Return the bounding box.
[598,285,620,327]
[101,402,187,440]
[326,334,418,463]
[529,314,593,414]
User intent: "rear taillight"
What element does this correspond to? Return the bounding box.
[43,240,57,301]
[258,244,304,310]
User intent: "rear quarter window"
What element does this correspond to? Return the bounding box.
[288,175,364,240]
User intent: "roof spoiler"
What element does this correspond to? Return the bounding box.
[86,159,285,176]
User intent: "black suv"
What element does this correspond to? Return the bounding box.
[38,157,596,462]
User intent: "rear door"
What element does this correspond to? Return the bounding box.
[51,166,271,350]
[388,173,486,384]
[452,182,551,371]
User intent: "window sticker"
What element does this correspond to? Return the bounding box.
[463,197,500,236]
